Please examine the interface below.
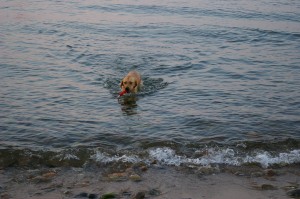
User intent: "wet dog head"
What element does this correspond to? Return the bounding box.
[120,75,138,93]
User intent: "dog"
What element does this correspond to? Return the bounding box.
[120,71,142,94]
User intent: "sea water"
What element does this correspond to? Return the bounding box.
[0,0,299,169]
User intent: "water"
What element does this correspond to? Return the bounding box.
[0,0,300,169]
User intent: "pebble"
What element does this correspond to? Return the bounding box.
[0,193,10,199]
[133,191,145,199]
[31,176,52,183]
[151,160,157,165]
[33,192,43,196]
[41,182,63,191]
[63,190,71,195]
[283,185,299,191]
[251,172,263,177]
[121,191,132,197]
[140,166,148,172]
[88,193,98,199]
[107,172,127,181]
[252,183,278,190]
[101,192,116,199]
[74,192,99,198]
[42,172,56,178]
[264,169,276,177]
[234,171,245,176]
[287,189,300,198]
[75,192,88,198]
[129,174,141,182]
[197,167,216,175]
[30,171,57,184]
[261,184,277,190]
[148,188,161,196]
[125,167,133,174]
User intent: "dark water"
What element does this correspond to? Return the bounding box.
[0,0,300,168]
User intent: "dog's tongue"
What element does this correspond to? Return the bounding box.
[118,90,127,97]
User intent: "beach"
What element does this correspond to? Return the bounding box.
[1,163,299,199]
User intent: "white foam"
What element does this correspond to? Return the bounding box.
[54,153,80,161]
[245,149,300,168]
[148,147,184,166]
[90,147,300,168]
[148,147,300,168]
[148,147,240,166]
[92,150,141,164]
[190,148,240,166]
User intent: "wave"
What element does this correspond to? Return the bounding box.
[1,139,299,169]
[147,147,300,168]
[92,147,300,168]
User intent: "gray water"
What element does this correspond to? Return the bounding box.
[0,0,300,168]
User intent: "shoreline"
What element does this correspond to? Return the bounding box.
[1,164,299,199]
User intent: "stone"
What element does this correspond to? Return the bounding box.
[101,193,116,199]
[63,190,71,195]
[282,185,299,191]
[125,167,134,174]
[234,171,245,176]
[151,160,157,164]
[251,183,277,190]
[0,193,10,199]
[75,192,88,198]
[42,182,63,191]
[121,191,132,197]
[287,189,300,198]
[140,166,148,172]
[251,172,263,177]
[42,172,56,178]
[129,174,141,182]
[33,192,43,196]
[197,166,216,175]
[132,191,145,199]
[107,172,127,181]
[31,176,51,183]
[261,184,277,190]
[264,169,276,177]
[148,188,161,196]
[88,193,98,199]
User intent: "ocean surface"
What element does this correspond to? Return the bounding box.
[0,0,299,169]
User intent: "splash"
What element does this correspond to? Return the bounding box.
[148,147,300,168]
[244,149,300,168]
[92,150,141,164]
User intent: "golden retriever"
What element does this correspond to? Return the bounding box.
[120,71,142,94]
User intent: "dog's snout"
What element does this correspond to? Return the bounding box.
[125,87,130,92]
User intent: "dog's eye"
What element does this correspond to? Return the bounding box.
[129,82,133,85]
[124,81,127,84]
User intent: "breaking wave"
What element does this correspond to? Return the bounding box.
[147,147,300,168]
[1,139,299,169]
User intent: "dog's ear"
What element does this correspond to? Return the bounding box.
[134,81,138,88]
[120,81,124,88]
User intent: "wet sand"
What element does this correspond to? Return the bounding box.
[0,165,299,199]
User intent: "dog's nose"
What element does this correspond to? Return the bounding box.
[125,87,130,92]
